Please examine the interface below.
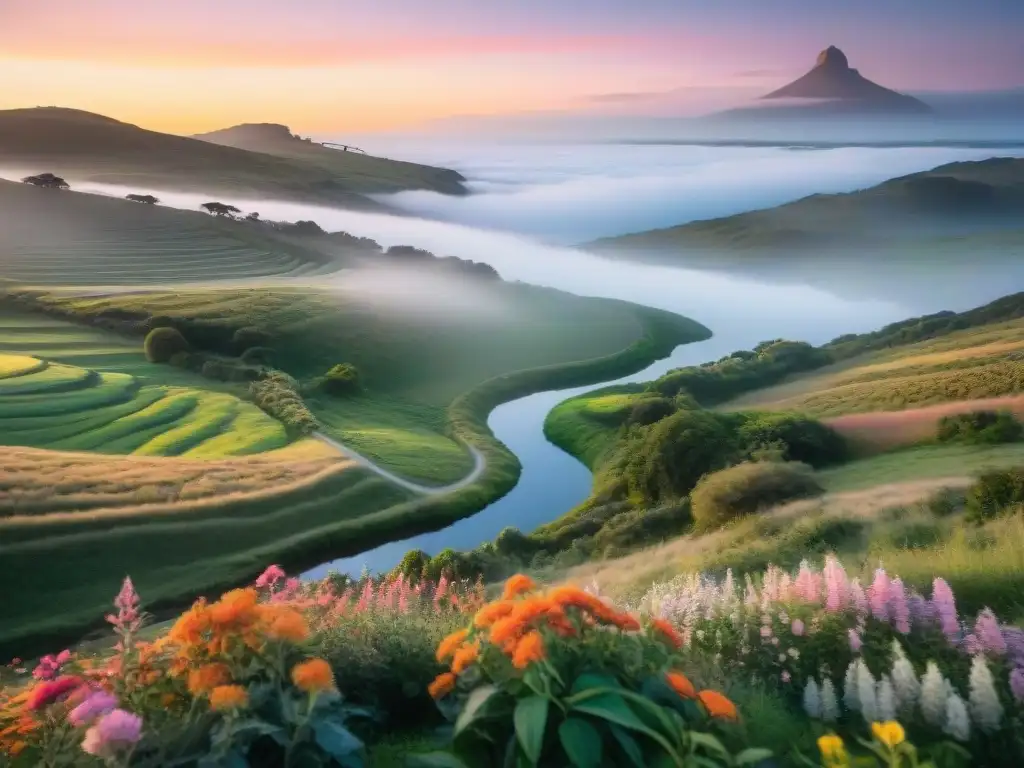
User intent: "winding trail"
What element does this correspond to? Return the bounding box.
[313,431,487,495]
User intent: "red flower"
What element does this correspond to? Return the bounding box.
[27,676,84,711]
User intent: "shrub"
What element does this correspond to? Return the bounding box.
[200,359,229,381]
[690,461,823,531]
[937,410,1023,445]
[240,346,275,365]
[232,326,273,353]
[250,372,320,436]
[736,412,848,467]
[625,396,677,427]
[324,363,362,396]
[965,468,1024,523]
[168,351,204,371]
[143,326,189,363]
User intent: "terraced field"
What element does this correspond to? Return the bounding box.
[0,180,339,285]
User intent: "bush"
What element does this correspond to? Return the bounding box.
[200,359,229,381]
[143,326,189,363]
[232,326,273,353]
[690,461,823,531]
[735,412,848,467]
[250,372,320,436]
[240,346,275,365]
[965,468,1024,523]
[625,396,677,427]
[324,363,362,396]
[168,351,204,371]
[937,410,1023,445]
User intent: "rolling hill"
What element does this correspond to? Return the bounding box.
[0,107,461,207]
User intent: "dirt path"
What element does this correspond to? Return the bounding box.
[313,432,486,495]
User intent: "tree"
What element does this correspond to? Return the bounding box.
[323,363,362,396]
[200,202,241,217]
[245,212,260,221]
[144,327,189,363]
[126,194,159,205]
[21,173,69,190]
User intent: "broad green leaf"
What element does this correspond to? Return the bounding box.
[572,692,679,760]
[570,673,621,695]
[312,720,364,759]
[454,685,501,737]
[558,719,602,768]
[735,747,775,766]
[197,754,248,768]
[688,731,729,756]
[514,696,549,765]
[406,753,472,768]
[609,724,646,768]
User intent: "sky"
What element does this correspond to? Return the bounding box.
[1,0,1022,135]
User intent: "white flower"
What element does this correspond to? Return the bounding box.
[803,679,822,719]
[820,678,839,723]
[788,648,800,659]
[890,642,920,714]
[877,676,897,721]
[968,655,1004,733]
[920,661,949,727]
[844,660,861,712]
[944,692,971,742]
[857,660,879,723]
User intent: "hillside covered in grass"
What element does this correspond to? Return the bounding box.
[0,107,463,207]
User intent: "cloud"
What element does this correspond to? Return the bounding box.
[733,69,791,78]
[586,91,668,103]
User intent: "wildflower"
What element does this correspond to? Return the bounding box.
[501,574,537,600]
[889,642,920,714]
[512,631,545,669]
[975,609,1006,656]
[665,671,697,700]
[817,734,848,767]
[888,578,910,634]
[791,619,805,637]
[209,685,249,711]
[843,660,860,712]
[821,678,839,723]
[68,691,119,727]
[877,677,896,721]
[868,568,890,622]
[254,564,286,588]
[168,600,211,646]
[803,680,822,719]
[208,588,259,628]
[943,692,971,742]
[968,655,1004,732]
[473,601,514,628]
[781,671,791,683]
[651,618,683,649]
[850,579,868,619]
[436,628,470,662]
[428,672,456,699]
[187,663,232,696]
[1010,667,1024,703]
[848,628,862,653]
[794,560,821,604]
[81,709,143,758]
[290,658,336,693]
[871,721,905,749]
[107,576,142,635]
[920,662,949,727]
[1003,627,1024,665]
[451,642,480,675]
[931,578,959,640]
[698,690,738,721]
[28,675,84,711]
[856,661,879,723]
[32,650,72,681]
[263,607,309,642]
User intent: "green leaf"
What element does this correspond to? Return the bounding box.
[406,753,472,768]
[570,673,621,695]
[688,731,729,756]
[572,692,679,760]
[735,747,775,766]
[312,720,364,759]
[558,719,602,768]
[609,724,646,768]
[514,696,549,765]
[454,685,501,737]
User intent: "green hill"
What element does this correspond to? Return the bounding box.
[0,107,460,207]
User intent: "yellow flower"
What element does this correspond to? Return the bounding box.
[291,658,336,693]
[501,574,536,600]
[817,734,849,767]
[209,685,249,711]
[871,721,906,750]
[428,672,456,699]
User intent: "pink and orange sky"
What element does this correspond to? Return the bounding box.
[2,0,1021,134]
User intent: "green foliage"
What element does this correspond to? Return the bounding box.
[625,396,677,427]
[735,412,848,467]
[240,346,275,365]
[232,325,273,352]
[324,362,362,396]
[397,549,432,582]
[965,468,1024,523]
[690,461,824,532]
[249,371,320,436]
[623,410,737,505]
[937,410,1023,446]
[143,326,189,363]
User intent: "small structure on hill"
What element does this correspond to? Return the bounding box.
[126,194,159,205]
[21,173,69,190]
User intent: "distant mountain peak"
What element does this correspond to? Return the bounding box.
[815,45,849,71]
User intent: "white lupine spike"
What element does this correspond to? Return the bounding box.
[857,661,879,723]
[820,678,840,723]
[890,642,920,713]
[844,660,861,712]
[803,680,822,719]
[877,676,897,721]
[920,661,949,727]
[944,692,972,743]
[968,655,1004,733]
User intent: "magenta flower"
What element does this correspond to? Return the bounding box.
[850,579,868,619]
[106,576,141,637]
[254,564,286,588]
[32,649,72,681]
[849,628,863,653]
[868,568,890,622]
[81,709,143,757]
[931,578,960,639]
[69,691,119,727]
[975,609,1007,656]
[794,561,821,604]
[791,619,806,637]
[888,578,910,634]
[823,555,848,613]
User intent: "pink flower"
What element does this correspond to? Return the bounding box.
[848,628,863,653]
[931,578,960,640]
[975,609,1007,656]
[32,650,72,681]
[868,568,890,622]
[781,671,791,683]
[791,619,806,637]
[28,675,84,710]
[888,578,910,634]
[106,577,142,636]
[794,561,821,604]
[69,691,119,727]
[963,633,982,655]
[81,709,143,757]
[823,555,848,613]
[850,579,868,619]
[254,564,286,588]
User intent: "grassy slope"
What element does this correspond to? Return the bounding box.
[192,123,468,196]
[0,107,457,206]
[0,180,347,285]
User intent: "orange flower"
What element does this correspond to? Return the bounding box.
[488,615,524,647]
[651,619,683,649]
[665,671,697,700]
[291,658,335,693]
[428,672,456,699]
[209,588,259,628]
[610,613,641,632]
[436,628,470,662]
[263,608,309,642]
[473,600,515,628]
[168,600,210,645]
[160,693,177,707]
[501,574,536,600]
[511,631,545,669]
[698,690,738,721]
[187,663,232,696]
[451,642,479,675]
[209,685,249,711]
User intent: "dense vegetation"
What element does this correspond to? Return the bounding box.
[937,410,1023,445]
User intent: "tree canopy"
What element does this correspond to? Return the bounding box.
[21,173,69,190]
[200,202,242,217]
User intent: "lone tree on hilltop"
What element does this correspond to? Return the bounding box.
[126,194,159,205]
[246,211,260,221]
[200,201,241,217]
[22,173,69,190]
